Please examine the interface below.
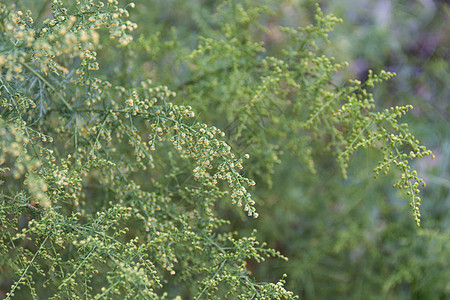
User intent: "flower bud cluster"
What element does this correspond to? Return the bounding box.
[0,1,136,82]
[335,83,433,226]
[0,119,50,207]
[90,80,256,217]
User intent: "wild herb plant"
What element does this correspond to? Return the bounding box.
[0,0,437,299]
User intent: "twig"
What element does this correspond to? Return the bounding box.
[21,63,73,111]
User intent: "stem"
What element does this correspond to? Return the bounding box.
[21,63,73,111]
[6,235,50,299]
[196,259,227,299]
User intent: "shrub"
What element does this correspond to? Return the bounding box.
[0,0,444,299]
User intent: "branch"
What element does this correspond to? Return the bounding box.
[21,63,73,111]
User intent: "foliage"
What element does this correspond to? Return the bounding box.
[0,0,446,299]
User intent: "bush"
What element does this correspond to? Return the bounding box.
[1,0,447,299]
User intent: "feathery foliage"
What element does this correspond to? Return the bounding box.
[1,0,442,299]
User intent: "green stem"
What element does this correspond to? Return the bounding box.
[6,235,50,300]
[21,63,73,111]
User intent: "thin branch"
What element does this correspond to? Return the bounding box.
[21,63,73,111]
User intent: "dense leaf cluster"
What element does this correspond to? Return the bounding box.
[1,0,444,299]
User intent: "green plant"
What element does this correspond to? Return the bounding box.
[0,0,443,299]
